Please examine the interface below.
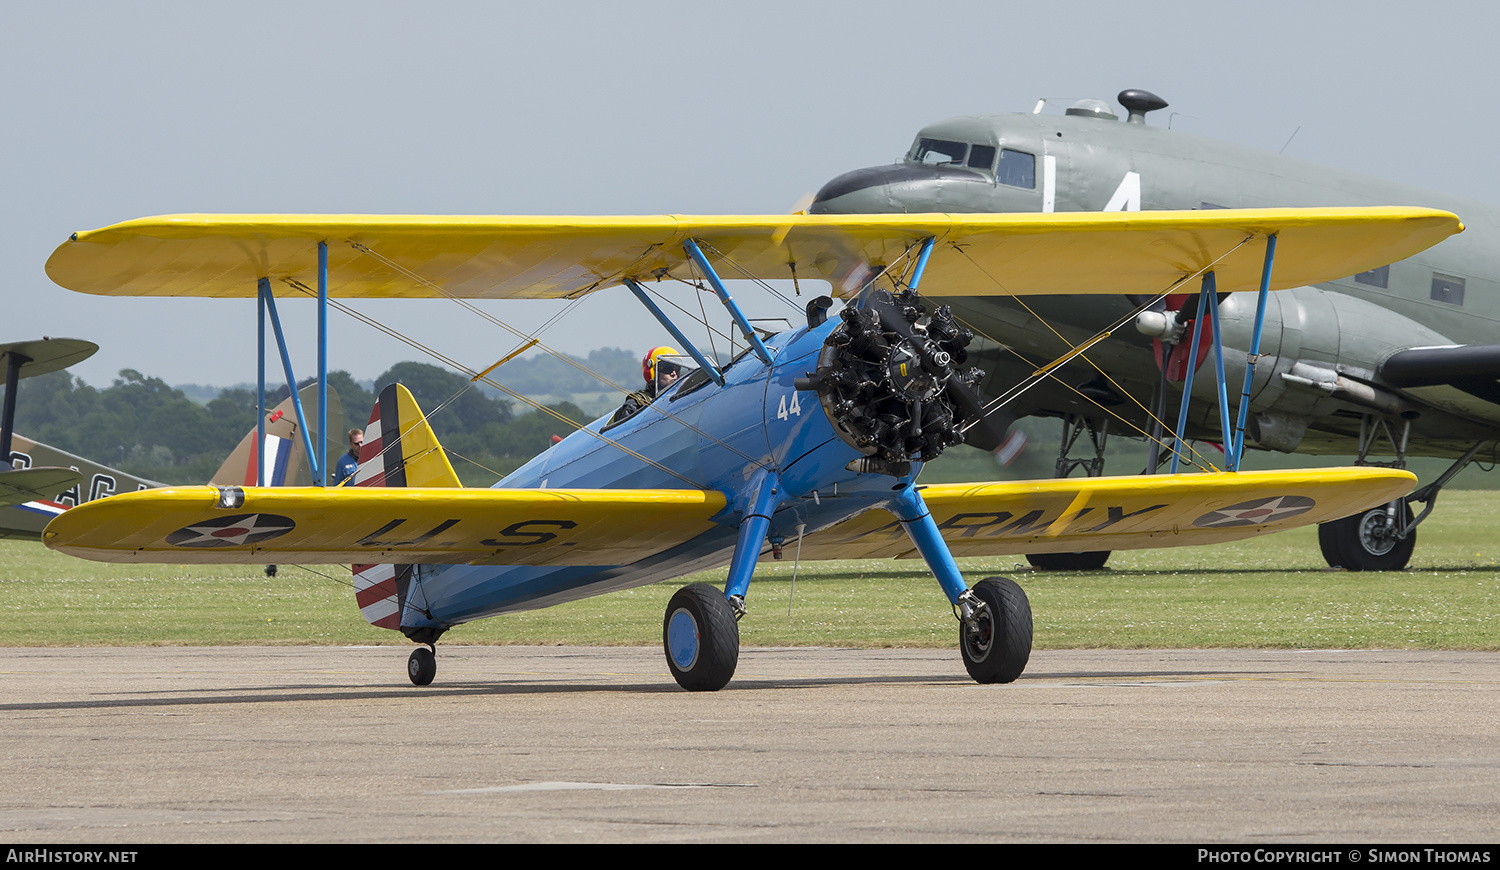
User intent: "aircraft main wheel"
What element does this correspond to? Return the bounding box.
[408,647,437,686]
[1316,521,1344,568]
[960,577,1033,684]
[1319,503,1415,572]
[1025,551,1110,571]
[663,583,740,692]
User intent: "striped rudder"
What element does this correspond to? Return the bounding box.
[350,383,460,631]
[352,562,413,631]
[351,383,461,489]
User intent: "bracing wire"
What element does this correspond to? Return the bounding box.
[949,233,1261,471]
[342,243,773,469]
[284,278,706,488]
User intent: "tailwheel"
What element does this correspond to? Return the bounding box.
[408,646,437,686]
[1025,551,1110,571]
[1318,502,1415,571]
[959,577,1033,684]
[663,583,740,692]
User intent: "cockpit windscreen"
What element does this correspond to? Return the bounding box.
[912,138,968,165]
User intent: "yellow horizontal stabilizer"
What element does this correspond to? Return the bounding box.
[791,467,1416,560]
[42,485,727,566]
[47,208,1460,300]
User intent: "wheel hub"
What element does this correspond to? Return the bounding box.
[960,603,994,663]
[1357,510,1399,556]
[666,608,700,670]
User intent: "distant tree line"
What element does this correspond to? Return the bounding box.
[473,347,640,396]
[7,355,625,486]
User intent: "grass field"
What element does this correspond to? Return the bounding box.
[3,491,1496,650]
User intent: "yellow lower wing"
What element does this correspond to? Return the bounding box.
[42,486,727,565]
[43,468,1415,567]
[794,468,1416,560]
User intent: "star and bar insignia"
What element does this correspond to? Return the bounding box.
[165,513,296,548]
[1192,495,1315,529]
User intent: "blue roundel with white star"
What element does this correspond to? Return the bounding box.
[1192,495,1315,529]
[165,513,296,548]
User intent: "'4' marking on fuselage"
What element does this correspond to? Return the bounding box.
[1040,158,1140,214]
[777,391,802,421]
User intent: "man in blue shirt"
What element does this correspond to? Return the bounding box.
[334,428,363,485]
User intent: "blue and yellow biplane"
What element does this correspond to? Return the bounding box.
[40,207,1459,690]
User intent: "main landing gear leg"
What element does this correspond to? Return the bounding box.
[663,472,781,691]
[889,485,1032,684]
[1319,440,1487,571]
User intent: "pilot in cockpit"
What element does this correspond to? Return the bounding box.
[610,345,686,424]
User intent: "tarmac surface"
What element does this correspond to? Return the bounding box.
[1,645,1497,843]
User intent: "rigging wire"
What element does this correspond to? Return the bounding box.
[960,232,1254,414]
[331,247,781,472]
[962,313,1219,473]
[693,240,807,313]
[283,279,705,488]
[949,233,1261,471]
[955,306,1217,472]
[694,276,721,364]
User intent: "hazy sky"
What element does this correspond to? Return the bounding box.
[6,1,1499,388]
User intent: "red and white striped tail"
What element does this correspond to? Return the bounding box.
[349,383,459,631]
[352,562,410,631]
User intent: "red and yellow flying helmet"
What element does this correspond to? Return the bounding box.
[641,346,681,383]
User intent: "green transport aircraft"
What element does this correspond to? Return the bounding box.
[0,337,340,540]
[811,89,1500,572]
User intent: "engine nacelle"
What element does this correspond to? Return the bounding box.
[1209,286,1454,450]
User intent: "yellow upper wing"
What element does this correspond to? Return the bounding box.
[46,208,1460,300]
[791,467,1417,560]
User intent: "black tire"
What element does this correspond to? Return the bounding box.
[1025,550,1110,571]
[1319,503,1416,572]
[1316,521,1344,568]
[663,583,740,692]
[408,647,436,686]
[960,577,1033,684]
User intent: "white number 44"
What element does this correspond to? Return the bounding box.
[777,391,802,420]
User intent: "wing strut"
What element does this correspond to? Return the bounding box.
[318,241,330,486]
[1204,271,1235,460]
[253,242,331,487]
[1165,234,1279,473]
[1229,234,1277,470]
[257,278,322,486]
[683,239,775,366]
[623,278,725,386]
[907,236,937,290]
[0,348,25,466]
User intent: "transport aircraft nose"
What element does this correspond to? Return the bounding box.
[810,163,982,214]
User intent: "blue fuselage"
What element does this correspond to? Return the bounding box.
[404,319,911,631]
